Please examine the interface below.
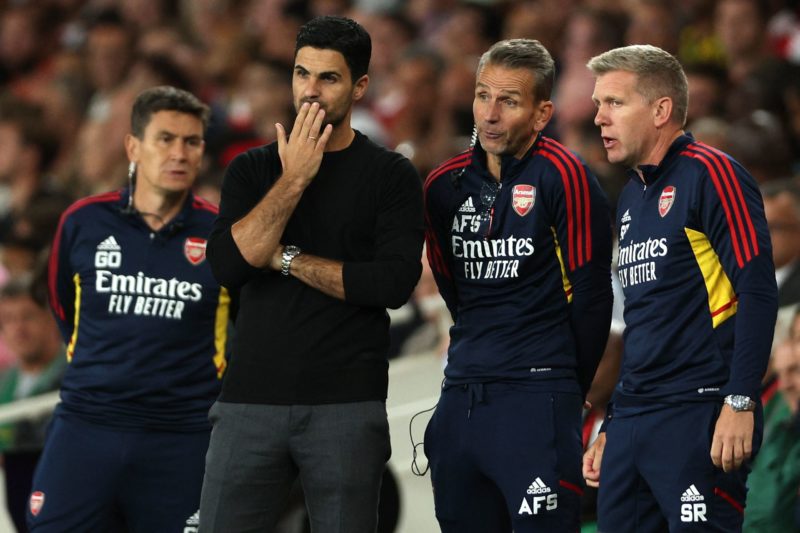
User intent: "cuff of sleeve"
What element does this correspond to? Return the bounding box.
[720,380,761,402]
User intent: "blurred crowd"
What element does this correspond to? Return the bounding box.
[0,0,800,529]
[0,0,798,290]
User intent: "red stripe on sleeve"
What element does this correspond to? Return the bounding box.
[48,191,122,320]
[193,196,219,214]
[543,139,592,264]
[424,152,472,192]
[48,212,67,320]
[688,145,753,264]
[682,148,745,268]
[700,143,759,258]
[423,163,458,281]
[538,149,577,271]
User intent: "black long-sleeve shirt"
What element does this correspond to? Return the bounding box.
[208,132,424,404]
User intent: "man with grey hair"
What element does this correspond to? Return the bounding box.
[582,44,777,532]
[424,38,613,532]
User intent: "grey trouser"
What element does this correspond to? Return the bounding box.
[198,400,391,533]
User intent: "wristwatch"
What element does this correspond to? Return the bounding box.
[723,394,756,412]
[281,245,301,276]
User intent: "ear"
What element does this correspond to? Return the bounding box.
[653,96,673,128]
[124,133,139,162]
[533,100,554,133]
[352,74,369,103]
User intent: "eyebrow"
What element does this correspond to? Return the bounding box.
[475,82,523,97]
[294,64,343,79]
[154,130,203,140]
[594,94,620,102]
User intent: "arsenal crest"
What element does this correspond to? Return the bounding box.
[659,186,676,217]
[184,237,207,265]
[512,185,536,217]
[30,491,45,516]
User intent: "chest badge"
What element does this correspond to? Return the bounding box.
[184,237,207,265]
[659,186,676,217]
[512,184,536,217]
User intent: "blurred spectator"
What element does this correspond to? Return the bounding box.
[214,57,293,166]
[676,0,727,66]
[782,65,800,173]
[714,0,774,85]
[0,4,56,97]
[725,110,793,183]
[350,10,416,101]
[0,276,66,533]
[427,2,498,65]
[374,46,447,174]
[310,0,352,16]
[714,0,800,132]
[0,96,72,251]
[685,62,728,123]
[553,8,628,140]
[560,118,625,211]
[687,115,730,148]
[625,0,680,54]
[73,9,136,192]
[768,0,800,63]
[743,326,800,533]
[83,9,135,109]
[246,0,310,65]
[763,179,800,354]
[118,0,178,33]
[764,179,800,307]
[502,0,575,52]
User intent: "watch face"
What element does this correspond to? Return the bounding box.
[726,395,753,411]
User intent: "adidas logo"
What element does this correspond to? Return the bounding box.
[621,209,631,223]
[97,236,121,251]
[526,477,551,495]
[459,197,476,213]
[185,511,199,526]
[681,484,704,502]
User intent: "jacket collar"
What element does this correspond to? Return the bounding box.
[118,186,195,233]
[627,132,695,185]
[472,132,543,183]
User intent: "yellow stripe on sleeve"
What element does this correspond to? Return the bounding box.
[685,227,738,328]
[213,287,230,378]
[66,273,81,362]
[551,227,573,303]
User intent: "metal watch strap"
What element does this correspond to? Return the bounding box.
[281,245,301,276]
[723,394,756,412]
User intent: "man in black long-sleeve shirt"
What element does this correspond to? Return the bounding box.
[198,16,424,533]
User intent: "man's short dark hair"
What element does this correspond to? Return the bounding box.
[130,86,210,138]
[295,16,371,82]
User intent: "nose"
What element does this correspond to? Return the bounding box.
[594,106,606,127]
[302,77,321,101]
[170,140,188,160]
[481,101,500,124]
